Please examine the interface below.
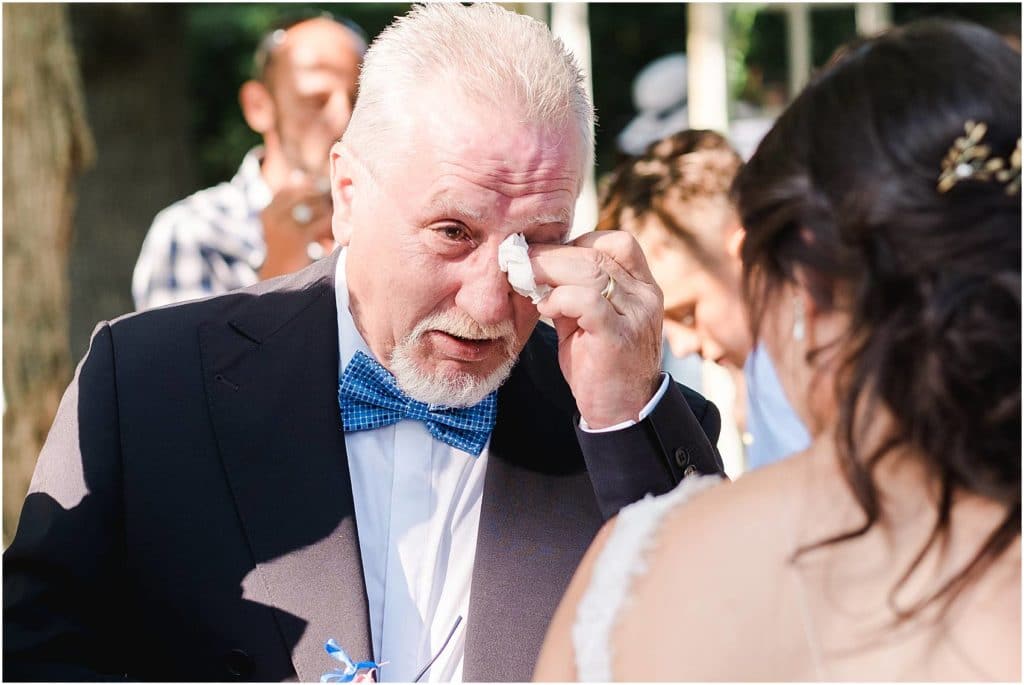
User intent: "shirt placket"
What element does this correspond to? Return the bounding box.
[379,420,433,681]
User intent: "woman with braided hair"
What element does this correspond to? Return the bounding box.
[537,18,1020,681]
[596,128,812,470]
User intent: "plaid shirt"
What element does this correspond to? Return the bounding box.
[132,148,271,310]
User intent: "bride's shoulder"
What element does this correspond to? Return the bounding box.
[608,452,821,615]
[654,449,816,556]
[617,471,725,524]
[602,452,822,679]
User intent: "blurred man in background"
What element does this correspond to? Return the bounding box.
[598,129,809,469]
[132,14,365,310]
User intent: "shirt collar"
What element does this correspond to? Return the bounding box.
[234,146,273,214]
[335,248,374,376]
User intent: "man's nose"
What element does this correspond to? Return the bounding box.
[454,246,514,327]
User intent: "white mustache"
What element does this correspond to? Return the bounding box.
[413,311,515,345]
[390,309,521,407]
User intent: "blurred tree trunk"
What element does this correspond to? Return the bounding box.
[68,4,195,359]
[3,3,95,544]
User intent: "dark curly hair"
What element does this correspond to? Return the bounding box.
[734,18,1021,616]
[597,129,742,270]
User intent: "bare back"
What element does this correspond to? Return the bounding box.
[558,446,1020,681]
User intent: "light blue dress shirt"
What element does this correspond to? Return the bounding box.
[661,344,703,393]
[743,343,810,469]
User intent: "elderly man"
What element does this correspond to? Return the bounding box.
[132,13,366,310]
[4,5,723,682]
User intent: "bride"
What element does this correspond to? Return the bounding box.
[535,18,1021,681]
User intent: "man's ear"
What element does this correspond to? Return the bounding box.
[239,80,275,135]
[330,142,357,246]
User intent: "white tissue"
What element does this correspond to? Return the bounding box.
[498,233,551,304]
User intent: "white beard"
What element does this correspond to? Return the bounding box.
[389,310,518,407]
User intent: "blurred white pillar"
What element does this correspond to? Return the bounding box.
[686,3,729,133]
[702,361,746,479]
[785,3,812,98]
[855,3,892,36]
[686,3,742,475]
[518,3,548,24]
[551,2,598,237]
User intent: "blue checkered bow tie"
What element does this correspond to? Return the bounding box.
[338,350,497,457]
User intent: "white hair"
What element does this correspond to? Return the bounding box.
[342,2,594,181]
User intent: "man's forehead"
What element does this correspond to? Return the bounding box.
[272,20,361,82]
[285,17,363,52]
[288,42,358,71]
[478,130,574,166]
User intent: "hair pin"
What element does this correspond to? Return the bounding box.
[938,120,1020,196]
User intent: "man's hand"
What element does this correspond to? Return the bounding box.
[530,230,665,429]
[259,177,334,280]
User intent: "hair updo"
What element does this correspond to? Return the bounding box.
[597,130,742,269]
[734,18,1020,613]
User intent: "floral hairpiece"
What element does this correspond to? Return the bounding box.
[938,120,1021,196]
[996,138,1021,196]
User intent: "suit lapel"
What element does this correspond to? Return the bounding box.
[463,330,604,681]
[199,255,372,682]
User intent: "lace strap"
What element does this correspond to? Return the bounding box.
[572,475,723,681]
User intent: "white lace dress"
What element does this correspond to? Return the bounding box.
[572,474,724,681]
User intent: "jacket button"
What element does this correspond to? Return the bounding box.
[225,648,253,679]
[674,446,690,468]
[683,464,699,478]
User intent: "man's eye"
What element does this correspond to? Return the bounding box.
[439,225,470,242]
[304,94,331,109]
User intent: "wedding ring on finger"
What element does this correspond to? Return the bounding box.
[599,273,616,301]
[291,202,313,225]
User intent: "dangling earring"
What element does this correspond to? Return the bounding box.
[792,296,805,342]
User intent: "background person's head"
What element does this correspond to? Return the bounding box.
[330,3,593,407]
[735,18,1020,608]
[598,130,750,368]
[240,14,366,188]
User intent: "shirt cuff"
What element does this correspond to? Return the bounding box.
[578,373,671,433]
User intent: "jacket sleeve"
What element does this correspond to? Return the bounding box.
[3,323,130,681]
[575,377,725,520]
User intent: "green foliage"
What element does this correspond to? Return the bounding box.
[810,6,858,67]
[588,3,687,175]
[892,2,1021,30]
[180,2,1020,186]
[744,8,786,90]
[727,5,760,103]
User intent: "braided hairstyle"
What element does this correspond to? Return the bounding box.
[597,129,742,270]
[735,18,1020,616]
